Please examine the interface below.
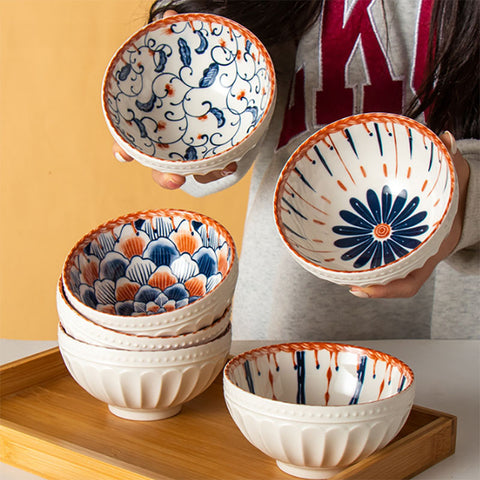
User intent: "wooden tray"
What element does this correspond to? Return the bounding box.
[0,348,456,480]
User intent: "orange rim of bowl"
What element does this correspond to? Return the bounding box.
[62,209,237,318]
[102,13,276,164]
[273,113,456,276]
[224,341,415,405]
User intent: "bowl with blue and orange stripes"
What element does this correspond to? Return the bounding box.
[274,113,458,287]
[224,342,415,478]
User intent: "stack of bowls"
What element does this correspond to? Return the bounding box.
[58,209,237,420]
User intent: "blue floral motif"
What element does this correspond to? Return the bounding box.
[104,17,273,162]
[332,186,429,269]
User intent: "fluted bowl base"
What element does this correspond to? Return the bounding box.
[108,404,182,421]
[277,461,342,479]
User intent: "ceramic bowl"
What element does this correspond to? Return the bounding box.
[274,113,458,287]
[102,13,276,176]
[224,342,415,479]
[58,321,231,420]
[57,278,231,351]
[62,209,238,336]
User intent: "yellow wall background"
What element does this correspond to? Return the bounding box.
[0,0,251,339]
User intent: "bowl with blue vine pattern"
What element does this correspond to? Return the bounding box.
[61,209,238,336]
[274,113,458,287]
[102,13,276,176]
[224,342,415,478]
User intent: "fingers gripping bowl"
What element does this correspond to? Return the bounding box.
[223,342,415,479]
[274,113,458,287]
[102,13,276,176]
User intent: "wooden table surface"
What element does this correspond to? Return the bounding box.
[1,339,479,480]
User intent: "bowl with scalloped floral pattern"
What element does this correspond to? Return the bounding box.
[274,113,458,287]
[102,13,276,176]
[224,342,415,478]
[62,209,238,336]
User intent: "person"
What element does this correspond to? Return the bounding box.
[113,0,479,340]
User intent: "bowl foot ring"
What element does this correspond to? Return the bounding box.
[276,461,343,479]
[108,404,182,421]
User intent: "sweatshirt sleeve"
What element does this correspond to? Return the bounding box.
[445,138,480,274]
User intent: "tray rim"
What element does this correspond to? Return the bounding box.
[0,347,457,480]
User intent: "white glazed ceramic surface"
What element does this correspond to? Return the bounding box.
[224,342,415,479]
[62,209,238,336]
[102,13,276,175]
[274,113,458,286]
[58,322,231,420]
[57,279,231,351]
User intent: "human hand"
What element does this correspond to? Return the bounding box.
[349,131,470,299]
[113,142,238,189]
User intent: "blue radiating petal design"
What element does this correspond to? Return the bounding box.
[339,210,374,230]
[386,238,409,258]
[386,190,408,223]
[333,186,429,269]
[392,212,427,230]
[332,225,371,236]
[381,185,392,222]
[340,238,374,260]
[390,234,422,249]
[391,197,420,226]
[366,189,382,223]
[392,211,426,230]
[335,235,372,248]
[353,241,379,268]
[349,198,377,226]
[382,241,396,265]
[394,225,429,237]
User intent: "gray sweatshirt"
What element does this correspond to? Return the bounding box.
[184,0,479,340]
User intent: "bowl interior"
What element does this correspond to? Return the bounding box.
[103,14,275,162]
[63,210,235,317]
[226,343,414,407]
[274,114,455,272]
